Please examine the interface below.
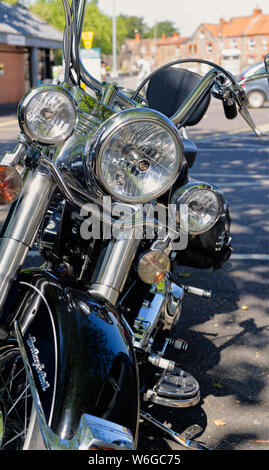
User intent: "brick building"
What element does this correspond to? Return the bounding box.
[119,8,269,77]
[121,34,158,71]
[155,33,188,67]
[120,32,188,74]
[182,8,269,75]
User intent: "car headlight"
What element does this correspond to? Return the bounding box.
[171,182,223,234]
[89,109,183,203]
[18,85,77,144]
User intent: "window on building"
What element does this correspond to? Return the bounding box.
[247,55,255,64]
[230,39,237,48]
[248,38,255,50]
[199,30,205,39]
[262,38,268,51]
[207,42,213,53]
[188,44,198,54]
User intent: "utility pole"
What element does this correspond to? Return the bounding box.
[112,0,118,78]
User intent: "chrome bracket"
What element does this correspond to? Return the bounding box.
[140,410,210,450]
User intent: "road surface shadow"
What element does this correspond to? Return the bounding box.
[138,259,269,451]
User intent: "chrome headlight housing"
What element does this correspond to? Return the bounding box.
[18,85,77,144]
[88,109,183,203]
[171,182,223,235]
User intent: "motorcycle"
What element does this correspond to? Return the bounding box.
[0,0,268,451]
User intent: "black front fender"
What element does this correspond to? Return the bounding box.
[8,268,139,444]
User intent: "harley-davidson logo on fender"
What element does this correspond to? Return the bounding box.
[27,335,50,391]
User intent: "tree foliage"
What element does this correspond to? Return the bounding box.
[2,0,29,5]
[29,0,127,55]
[147,21,179,38]
[83,2,127,55]
[30,0,66,31]
[22,1,179,54]
[118,15,149,39]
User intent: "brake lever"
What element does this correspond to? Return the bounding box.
[234,87,262,137]
[213,74,262,137]
[264,53,269,85]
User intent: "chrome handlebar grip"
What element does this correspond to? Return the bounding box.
[170,68,219,128]
[238,72,269,86]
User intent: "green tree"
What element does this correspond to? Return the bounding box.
[30,0,66,31]
[147,20,179,38]
[83,2,127,54]
[2,0,29,5]
[118,15,149,39]
[30,0,127,55]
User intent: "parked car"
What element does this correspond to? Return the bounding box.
[239,62,269,108]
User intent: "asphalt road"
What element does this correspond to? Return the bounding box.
[0,98,268,453]
[139,103,269,452]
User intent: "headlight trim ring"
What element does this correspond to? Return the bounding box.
[89,108,183,203]
[18,85,77,145]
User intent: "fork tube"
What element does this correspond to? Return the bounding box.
[89,231,140,306]
[0,170,56,313]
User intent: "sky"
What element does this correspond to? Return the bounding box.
[98,0,269,37]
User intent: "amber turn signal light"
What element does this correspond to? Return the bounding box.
[138,250,171,285]
[0,165,23,204]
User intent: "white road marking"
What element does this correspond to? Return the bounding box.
[0,119,18,128]
[231,254,269,261]
[196,147,269,151]
[191,173,267,179]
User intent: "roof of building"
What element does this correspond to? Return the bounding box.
[201,8,269,38]
[126,32,188,48]
[157,33,188,46]
[0,1,62,49]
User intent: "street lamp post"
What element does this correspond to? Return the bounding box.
[112,0,118,79]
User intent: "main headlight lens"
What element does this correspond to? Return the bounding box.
[171,182,222,234]
[18,86,77,144]
[90,109,182,203]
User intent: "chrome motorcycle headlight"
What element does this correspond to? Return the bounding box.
[171,182,223,235]
[18,85,77,144]
[89,109,183,203]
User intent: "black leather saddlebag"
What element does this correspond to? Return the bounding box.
[176,203,232,270]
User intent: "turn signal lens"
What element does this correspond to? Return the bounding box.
[0,165,23,204]
[138,250,171,285]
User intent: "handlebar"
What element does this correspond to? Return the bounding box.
[62,1,269,136]
[238,72,269,86]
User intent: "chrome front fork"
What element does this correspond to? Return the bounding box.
[0,170,56,313]
[89,230,140,306]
